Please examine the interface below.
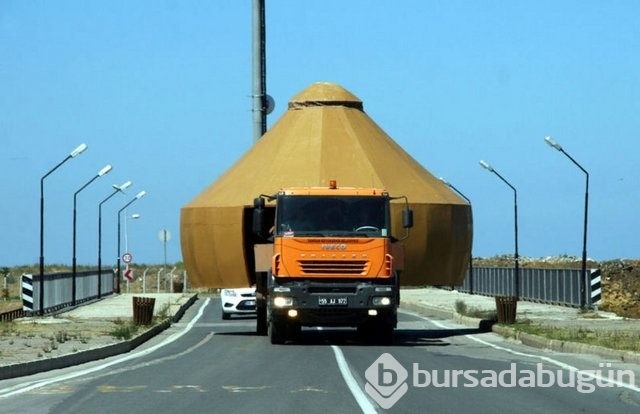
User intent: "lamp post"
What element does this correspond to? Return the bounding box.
[252,0,267,142]
[117,191,146,294]
[123,213,141,293]
[544,136,589,309]
[479,160,519,298]
[439,177,474,294]
[38,143,88,315]
[73,164,112,305]
[98,181,132,298]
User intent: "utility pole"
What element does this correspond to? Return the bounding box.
[252,0,267,142]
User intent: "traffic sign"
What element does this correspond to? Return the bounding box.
[122,252,133,264]
[124,268,133,281]
[158,229,171,242]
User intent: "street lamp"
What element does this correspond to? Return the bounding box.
[124,213,141,253]
[39,143,87,315]
[439,177,474,294]
[544,136,589,309]
[98,181,132,298]
[479,160,519,298]
[73,164,112,305]
[117,191,146,294]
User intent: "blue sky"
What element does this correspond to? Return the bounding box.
[1,1,638,267]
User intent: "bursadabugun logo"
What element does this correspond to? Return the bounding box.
[365,353,637,409]
[364,353,408,409]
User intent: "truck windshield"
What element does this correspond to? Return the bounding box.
[275,195,389,237]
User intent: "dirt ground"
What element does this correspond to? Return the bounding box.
[597,259,640,318]
[0,318,127,367]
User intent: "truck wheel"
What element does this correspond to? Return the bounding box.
[357,323,375,343]
[255,271,269,336]
[377,323,394,345]
[269,319,286,344]
[256,301,268,336]
[290,323,302,342]
[358,322,394,345]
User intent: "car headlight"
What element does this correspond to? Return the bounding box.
[273,296,293,307]
[221,289,237,297]
[372,296,392,306]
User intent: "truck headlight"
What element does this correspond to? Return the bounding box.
[273,296,293,307]
[372,296,391,306]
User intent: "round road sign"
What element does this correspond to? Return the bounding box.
[122,252,133,264]
[158,229,171,242]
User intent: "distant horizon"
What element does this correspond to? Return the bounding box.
[3,253,637,273]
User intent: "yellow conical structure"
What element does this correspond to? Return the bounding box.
[181,82,472,288]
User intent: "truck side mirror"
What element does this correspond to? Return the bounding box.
[402,207,413,229]
[253,197,265,235]
[254,197,265,209]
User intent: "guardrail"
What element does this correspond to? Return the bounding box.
[446,266,601,308]
[21,269,115,315]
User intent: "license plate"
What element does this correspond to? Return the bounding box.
[318,297,348,306]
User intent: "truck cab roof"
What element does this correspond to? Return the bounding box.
[278,186,388,197]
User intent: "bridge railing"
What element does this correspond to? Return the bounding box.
[440,266,601,308]
[21,269,115,315]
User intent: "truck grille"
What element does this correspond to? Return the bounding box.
[307,285,358,294]
[298,260,368,275]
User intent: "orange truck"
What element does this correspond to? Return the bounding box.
[252,181,413,344]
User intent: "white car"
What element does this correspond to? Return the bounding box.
[220,287,257,319]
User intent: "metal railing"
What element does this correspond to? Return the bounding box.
[22,269,115,315]
[21,268,189,315]
[446,266,599,308]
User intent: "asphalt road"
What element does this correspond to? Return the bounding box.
[1,297,640,413]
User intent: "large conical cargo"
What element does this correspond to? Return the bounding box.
[180,82,472,288]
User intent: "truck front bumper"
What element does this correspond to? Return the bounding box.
[269,281,397,327]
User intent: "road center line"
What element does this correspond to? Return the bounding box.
[0,298,211,398]
[330,345,377,414]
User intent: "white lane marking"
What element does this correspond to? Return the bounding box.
[93,332,215,378]
[0,298,211,398]
[330,345,377,414]
[406,311,640,393]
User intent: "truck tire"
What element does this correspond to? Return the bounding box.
[357,323,375,343]
[269,318,286,344]
[256,300,268,336]
[377,323,394,345]
[358,321,394,345]
[255,271,268,336]
[289,323,302,342]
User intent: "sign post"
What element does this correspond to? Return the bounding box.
[122,252,133,293]
[158,229,171,290]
